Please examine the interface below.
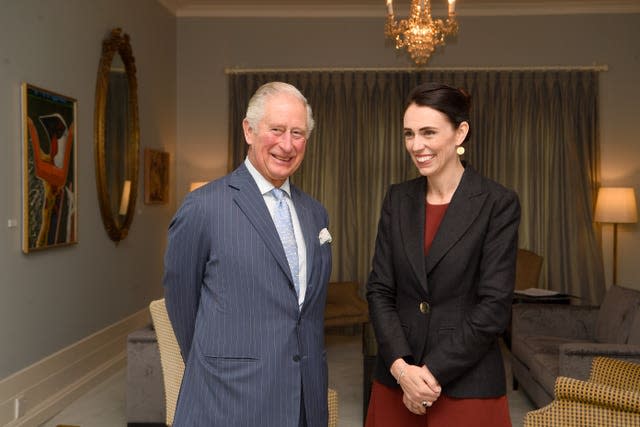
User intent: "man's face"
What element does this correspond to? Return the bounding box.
[244,93,308,187]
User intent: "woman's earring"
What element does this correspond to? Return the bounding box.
[456,145,465,156]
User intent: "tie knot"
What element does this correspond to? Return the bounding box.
[272,188,286,201]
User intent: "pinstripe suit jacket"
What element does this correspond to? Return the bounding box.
[163,163,332,427]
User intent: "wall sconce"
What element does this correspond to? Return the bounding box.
[190,181,208,192]
[594,187,638,284]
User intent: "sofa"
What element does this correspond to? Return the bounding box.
[510,284,640,408]
[524,356,640,427]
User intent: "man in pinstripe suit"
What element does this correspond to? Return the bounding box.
[163,82,332,427]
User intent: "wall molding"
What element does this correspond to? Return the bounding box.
[167,0,640,17]
[0,308,150,427]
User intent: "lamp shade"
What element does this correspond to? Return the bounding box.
[189,181,208,192]
[594,187,638,223]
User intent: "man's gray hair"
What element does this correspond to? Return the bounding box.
[245,82,315,138]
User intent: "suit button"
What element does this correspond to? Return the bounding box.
[293,355,300,362]
[419,302,430,314]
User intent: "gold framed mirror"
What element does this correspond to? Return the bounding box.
[94,28,139,243]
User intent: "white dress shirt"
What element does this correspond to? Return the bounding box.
[244,158,307,308]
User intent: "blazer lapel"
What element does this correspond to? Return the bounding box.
[399,177,428,293]
[426,166,488,275]
[229,165,294,285]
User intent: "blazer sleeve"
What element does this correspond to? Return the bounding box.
[366,186,414,367]
[425,188,521,386]
[162,194,210,361]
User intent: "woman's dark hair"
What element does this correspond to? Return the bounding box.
[405,83,471,140]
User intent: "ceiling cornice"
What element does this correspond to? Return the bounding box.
[167,0,640,18]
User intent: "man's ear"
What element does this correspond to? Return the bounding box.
[242,119,254,145]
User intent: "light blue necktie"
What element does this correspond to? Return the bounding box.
[272,188,300,298]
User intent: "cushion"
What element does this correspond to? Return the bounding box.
[595,285,640,344]
[512,335,591,372]
[529,352,560,395]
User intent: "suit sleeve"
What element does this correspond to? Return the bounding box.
[425,188,521,386]
[162,194,209,362]
[366,186,414,368]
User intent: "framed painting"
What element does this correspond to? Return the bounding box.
[21,83,78,253]
[144,148,169,204]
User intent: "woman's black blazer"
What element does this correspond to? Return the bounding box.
[367,164,521,398]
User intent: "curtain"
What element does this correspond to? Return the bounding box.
[228,69,605,304]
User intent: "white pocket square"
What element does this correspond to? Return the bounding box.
[319,228,332,245]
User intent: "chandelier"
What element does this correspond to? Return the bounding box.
[384,0,459,65]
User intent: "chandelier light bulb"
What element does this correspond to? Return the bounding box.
[386,0,394,15]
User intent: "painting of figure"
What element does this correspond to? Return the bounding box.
[144,148,169,204]
[22,83,77,253]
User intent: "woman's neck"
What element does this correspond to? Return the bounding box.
[426,161,464,204]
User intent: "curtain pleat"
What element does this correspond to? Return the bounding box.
[228,70,605,303]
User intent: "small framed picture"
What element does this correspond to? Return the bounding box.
[144,148,169,204]
[21,83,78,253]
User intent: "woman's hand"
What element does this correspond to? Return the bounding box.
[391,359,441,414]
[402,391,427,415]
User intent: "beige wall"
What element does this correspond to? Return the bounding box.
[0,0,177,378]
[176,14,640,291]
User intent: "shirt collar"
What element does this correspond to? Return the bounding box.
[244,157,291,197]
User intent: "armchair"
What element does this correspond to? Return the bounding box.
[324,281,368,328]
[515,248,543,290]
[524,357,640,426]
[149,299,185,426]
[150,298,339,427]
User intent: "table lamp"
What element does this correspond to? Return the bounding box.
[594,187,638,284]
[189,181,208,192]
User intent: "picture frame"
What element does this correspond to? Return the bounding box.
[144,148,169,204]
[21,83,78,253]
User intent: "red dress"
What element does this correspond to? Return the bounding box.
[364,202,512,427]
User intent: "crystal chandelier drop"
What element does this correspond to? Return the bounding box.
[384,0,459,65]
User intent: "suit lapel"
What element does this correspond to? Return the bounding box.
[292,188,321,311]
[292,187,316,286]
[229,165,294,285]
[426,166,488,274]
[400,177,428,293]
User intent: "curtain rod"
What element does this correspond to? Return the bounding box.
[225,65,608,74]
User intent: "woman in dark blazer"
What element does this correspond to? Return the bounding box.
[365,83,520,427]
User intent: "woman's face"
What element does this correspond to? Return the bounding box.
[403,103,468,178]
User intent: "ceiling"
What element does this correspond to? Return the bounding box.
[158,0,640,17]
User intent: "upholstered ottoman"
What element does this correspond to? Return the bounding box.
[126,325,166,426]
